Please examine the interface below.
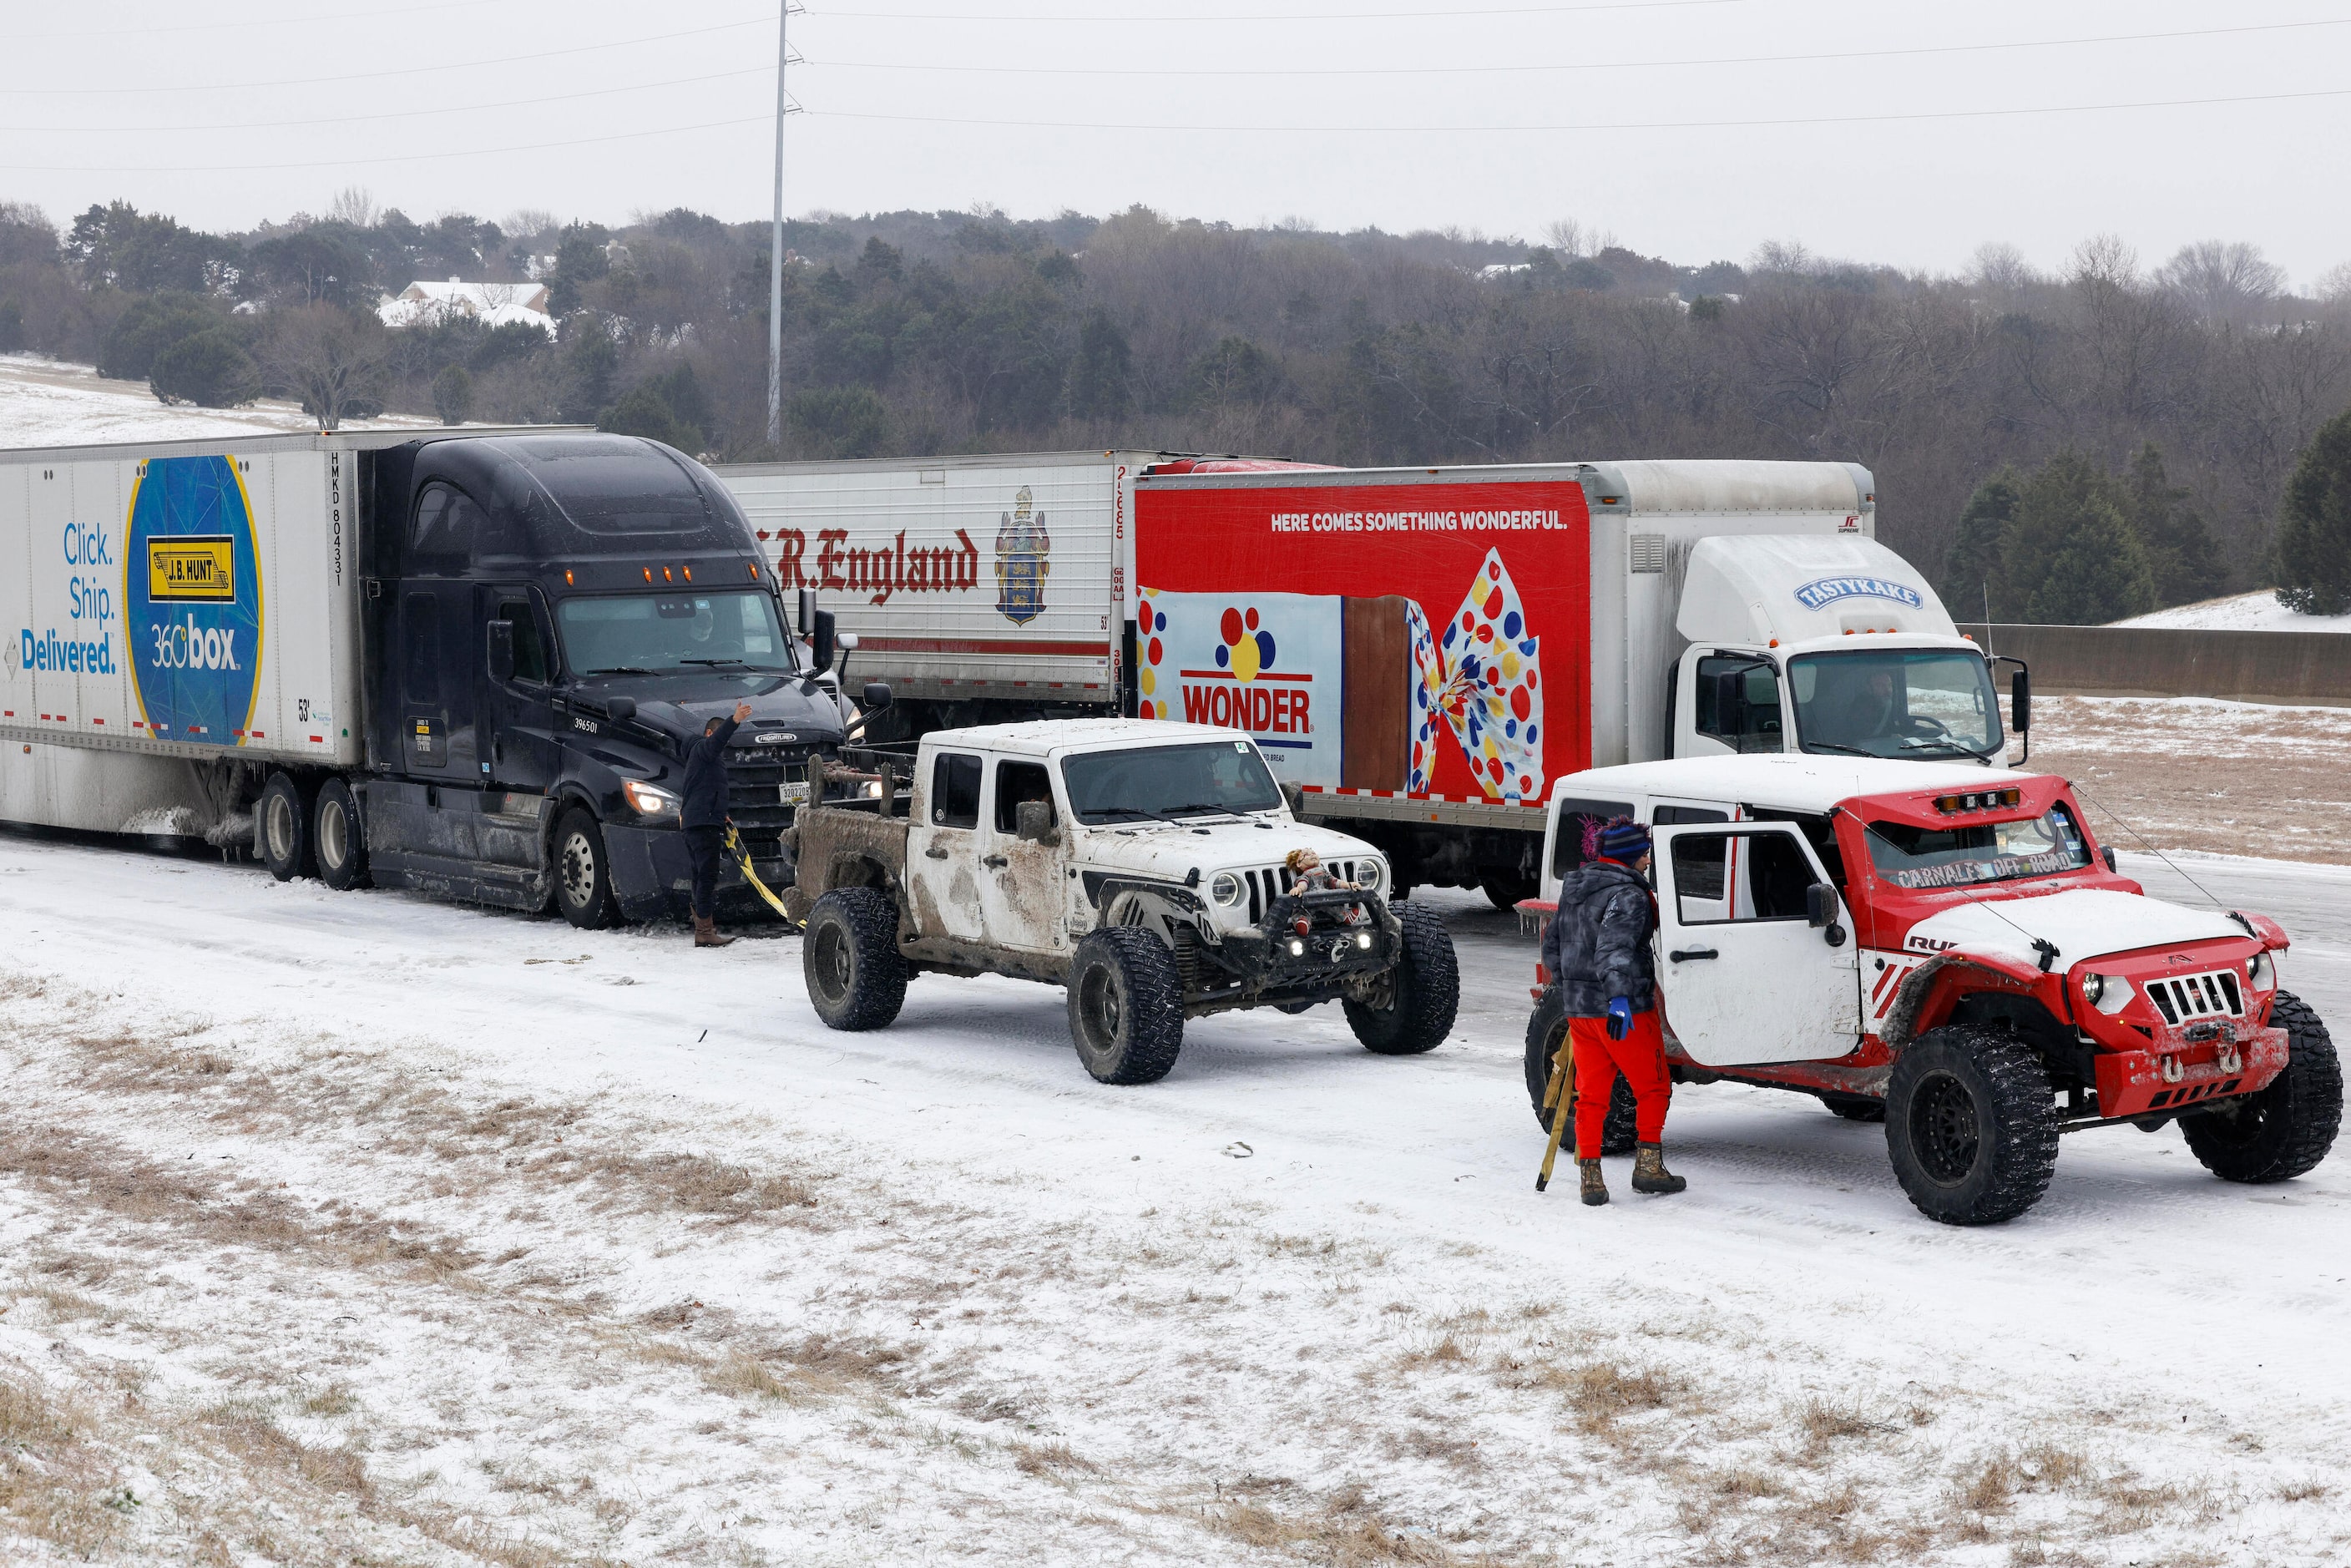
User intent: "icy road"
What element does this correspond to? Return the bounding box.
[3,832,2348,1566]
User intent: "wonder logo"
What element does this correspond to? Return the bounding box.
[124,455,264,744]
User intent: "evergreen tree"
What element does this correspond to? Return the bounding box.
[2121,443,2227,607]
[2275,405,2351,615]
[149,329,257,407]
[558,320,618,423]
[2004,452,2156,624]
[1944,468,2020,621]
[1066,309,1132,420]
[431,364,474,426]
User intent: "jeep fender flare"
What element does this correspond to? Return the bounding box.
[1882,945,2051,1050]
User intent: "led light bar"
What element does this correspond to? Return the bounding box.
[1933,787,2023,815]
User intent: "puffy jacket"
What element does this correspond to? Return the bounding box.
[680,716,739,829]
[1541,858,1659,1019]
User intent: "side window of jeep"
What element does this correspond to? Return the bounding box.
[931,752,982,829]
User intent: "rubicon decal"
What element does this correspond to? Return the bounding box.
[1793,576,1924,611]
[123,455,264,746]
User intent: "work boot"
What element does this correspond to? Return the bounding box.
[1631,1142,1686,1196]
[1578,1158,1609,1207]
[694,915,736,948]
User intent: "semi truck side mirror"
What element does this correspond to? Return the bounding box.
[485,619,515,685]
[1015,799,1060,846]
[811,609,837,675]
[2102,846,2118,874]
[2010,668,2030,734]
[861,682,894,712]
[796,586,817,635]
[605,696,636,722]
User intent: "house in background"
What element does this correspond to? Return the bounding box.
[378,278,558,336]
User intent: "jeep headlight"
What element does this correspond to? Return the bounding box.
[1210,872,1243,908]
[1357,859,1383,893]
[2247,951,2275,990]
[622,779,680,820]
[2081,972,2133,1015]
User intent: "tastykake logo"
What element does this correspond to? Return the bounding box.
[1793,576,1924,611]
[124,455,263,744]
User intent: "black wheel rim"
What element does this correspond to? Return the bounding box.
[1079,965,1122,1052]
[1909,1070,1980,1186]
[560,833,595,908]
[811,922,851,1000]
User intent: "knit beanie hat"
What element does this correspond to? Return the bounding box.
[1597,818,1651,863]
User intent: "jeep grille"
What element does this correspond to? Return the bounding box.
[2145,969,2243,1026]
[1237,861,1363,924]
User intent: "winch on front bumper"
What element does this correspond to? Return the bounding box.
[1185,888,1400,1011]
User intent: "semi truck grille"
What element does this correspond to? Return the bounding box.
[2146,969,2243,1026]
[724,751,811,834]
[1238,860,1363,924]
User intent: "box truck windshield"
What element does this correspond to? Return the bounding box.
[1789,648,2001,760]
[557,590,796,675]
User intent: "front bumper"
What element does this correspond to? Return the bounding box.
[604,822,797,923]
[2092,1026,2288,1119]
[1206,889,1399,992]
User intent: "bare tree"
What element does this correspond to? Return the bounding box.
[2155,240,2285,325]
[1966,241,2039,296]
[326,185,379,229]
[262,305,387,431]
[2317,260,2351,306]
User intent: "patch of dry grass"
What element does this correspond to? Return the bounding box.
[0,1372,131,1560]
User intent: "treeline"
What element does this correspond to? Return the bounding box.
[4,193,2351,619]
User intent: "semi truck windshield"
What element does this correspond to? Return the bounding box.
[1062,741,1284,825]
[1790,649,2001,760]
[557,592,794,675]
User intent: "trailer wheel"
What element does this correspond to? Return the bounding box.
[1822,1093,1887,1123]
[257,772,316,882]
[1482,872,1538,911]
[1067,928,1185,1085]
[553,808,619,929]
[802,887,908,1031]
[1884,1025,2060,1225]
[1345,901,1460,1055]
[313,778,371,892]
[1522,986,1638,1154]
[2181,991,2342,1184]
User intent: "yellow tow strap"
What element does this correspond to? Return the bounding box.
[723,826,800,929]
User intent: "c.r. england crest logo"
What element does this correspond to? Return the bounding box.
[994,485,1050,625]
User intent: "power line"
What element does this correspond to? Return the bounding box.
[0,67,771,135]
[0,115,773,174]
[801,16,2351,76]
[0,15,777,94]
[802,82,2351,134]
[13,0,533,43]
[806,0,1739,18]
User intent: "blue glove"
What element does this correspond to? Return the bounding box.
[1605,997,1633,1041]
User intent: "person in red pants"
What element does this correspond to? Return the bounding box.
[1539,817,1687,1206]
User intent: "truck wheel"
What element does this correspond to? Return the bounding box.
[802,887,908,1031]
[1522,987,1638,1153]
[257,772,315,882]
[1822,1093,1886,1123]
[553,809,620,929]
[1345,901,1460,1055]
[1482,872,1538,911]
[1066,928,1185,1085]
[1884,1025,2060,1225]
[2180,991,2342,1184]
[313,778,371,892]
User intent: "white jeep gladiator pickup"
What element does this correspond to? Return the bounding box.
[781,719,1460,1083]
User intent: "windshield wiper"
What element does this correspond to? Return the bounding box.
[1162,802,1245,818]
[678,658,746,667]
[1899,738,1997,760]
[1799,740,1879,758]
[589,665,656,675]
[1083,804,1189,827]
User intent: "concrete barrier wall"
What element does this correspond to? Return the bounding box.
[1954,624,2351,705]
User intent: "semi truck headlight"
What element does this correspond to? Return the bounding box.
[2247,952,2275,989]
[1210,872,1242,907]
[2081,972,2133,1015]
[621,779,680,819]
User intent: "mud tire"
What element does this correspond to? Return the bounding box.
[2180,990,2342,1184]
[1345,901,1460,1055]
[1884,1024,2060,1225]
[1823,1093,1886,1123]
[802,887,908,1031]
[1067,928,1185,1085]
[553,809,620,930]
[313,777,370,892]
[257,771,315,882]
[1521,987,1638,1154]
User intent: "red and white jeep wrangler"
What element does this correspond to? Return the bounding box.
[1522,756,2343,1224]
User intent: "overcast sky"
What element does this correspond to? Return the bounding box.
[6,0,2348,286]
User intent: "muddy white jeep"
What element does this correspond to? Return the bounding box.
[1522,755,2342,1224]
[782,719,1459,1083]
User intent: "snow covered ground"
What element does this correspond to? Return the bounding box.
[4,836,2348,1566]
[0,353,438,450]
[2111,591,2351,633]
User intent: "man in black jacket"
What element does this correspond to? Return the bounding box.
[1540,817,1686,1206]
[683,701,752,948]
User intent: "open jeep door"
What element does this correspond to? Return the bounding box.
[1654,823,1862,1066]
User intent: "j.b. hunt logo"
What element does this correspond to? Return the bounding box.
[1793,576,1924,611]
